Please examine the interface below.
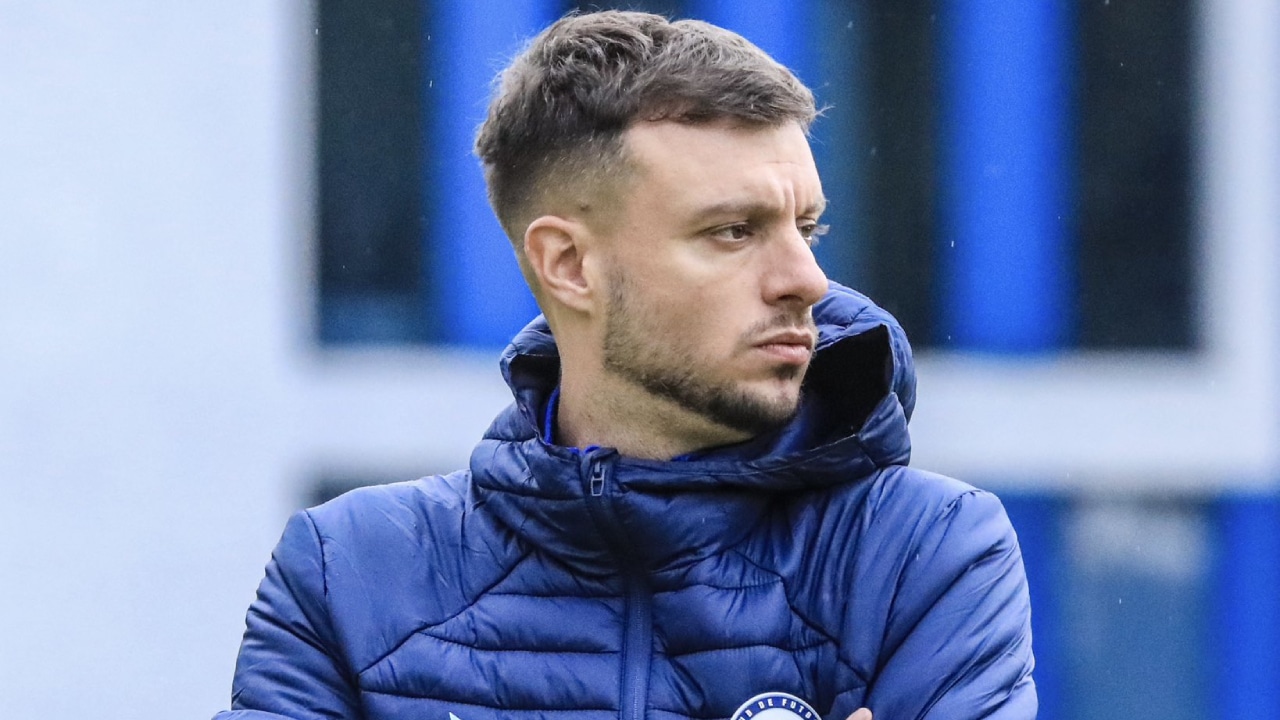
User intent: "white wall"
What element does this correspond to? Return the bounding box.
[0,3,297,717]
[0,4,516,717]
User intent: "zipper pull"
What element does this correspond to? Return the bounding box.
[589,461,606,497]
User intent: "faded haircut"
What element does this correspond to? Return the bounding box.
[474,10,817,254]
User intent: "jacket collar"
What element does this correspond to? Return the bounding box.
[469,282,916,572]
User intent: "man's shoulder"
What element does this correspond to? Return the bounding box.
[809,466,1015,565]
[861,466,1019,567]
[812,465,992,523]
[869,466,991,515]
[305,471,472,540]
[297,471,512,603]
[272,472,524,672]
[775,467,1022,663]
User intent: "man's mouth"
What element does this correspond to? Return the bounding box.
[752,329,816,364]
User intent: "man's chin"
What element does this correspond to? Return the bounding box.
[710,383,803,436]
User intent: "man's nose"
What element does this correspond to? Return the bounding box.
[763,227,829,308]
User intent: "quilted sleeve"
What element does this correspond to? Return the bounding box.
[864,489,1037,720]
[214,511,361,720]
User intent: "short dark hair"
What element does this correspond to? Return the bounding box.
[475,10,817,248]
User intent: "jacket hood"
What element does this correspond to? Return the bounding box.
[469,281,916,571]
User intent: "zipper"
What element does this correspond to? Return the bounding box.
[590,461,606,496]
[620,575,652,720]
[582,452,653,720]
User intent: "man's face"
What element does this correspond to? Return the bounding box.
[596,120,829,437]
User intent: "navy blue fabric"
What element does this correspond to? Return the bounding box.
[216,283,1036,720]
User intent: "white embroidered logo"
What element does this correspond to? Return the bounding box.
[731,692,819,720]
[448,713,463,720]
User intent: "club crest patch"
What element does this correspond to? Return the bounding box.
[731,691,820,720]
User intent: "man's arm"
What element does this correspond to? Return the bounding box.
[863,487,1037,719]
[214,511,362,720]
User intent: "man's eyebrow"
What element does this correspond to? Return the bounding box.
[804,196,828,217]
[689,196,828,223]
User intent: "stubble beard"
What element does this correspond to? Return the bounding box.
[601,269,811,437]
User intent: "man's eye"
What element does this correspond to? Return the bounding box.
[799,222,830,246]
[713,224,753,242]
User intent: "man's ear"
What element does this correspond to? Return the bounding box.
[523,215,597,314]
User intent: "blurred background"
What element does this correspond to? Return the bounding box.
[1,1,1276,718]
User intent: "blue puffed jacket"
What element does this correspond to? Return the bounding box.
[216,283,1036,720]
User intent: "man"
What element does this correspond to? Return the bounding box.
[216,11,1035,720]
